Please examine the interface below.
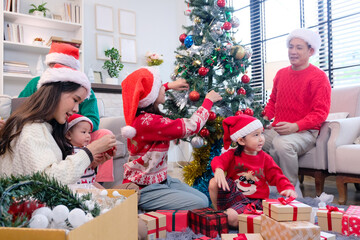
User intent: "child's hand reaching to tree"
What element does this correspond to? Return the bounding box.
[214,168,230,191]
[280,189,298,198]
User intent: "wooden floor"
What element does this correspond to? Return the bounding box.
[168,162,360,206]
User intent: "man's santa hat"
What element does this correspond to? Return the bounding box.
[45,42,80,70]
[38,63,91,99]
[223,115,263,150]
[67,113,93,132]
[286,28,321,55]
[121,67,161,139]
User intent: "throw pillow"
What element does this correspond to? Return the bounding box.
[0,95,12,120]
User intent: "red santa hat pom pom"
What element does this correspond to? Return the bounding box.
[121,125,137,139]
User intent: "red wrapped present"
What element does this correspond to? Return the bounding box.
[194,236,217,240]
[317,205,344,232]
[238,203,263,233]
[262,197,311,221]
[189,207,228,238]
[139,212,166,239]
[342,205,360,236]
[156,210,188,232]
[221,233,263,240]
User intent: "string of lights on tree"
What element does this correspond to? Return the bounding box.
[163,0,268,200]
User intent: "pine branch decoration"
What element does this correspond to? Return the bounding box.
[0,172,100,227]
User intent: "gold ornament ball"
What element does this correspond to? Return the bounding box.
[194,17,201,24]
[231,45,246,60]
[192,60,201,66]
[226,87,235,95]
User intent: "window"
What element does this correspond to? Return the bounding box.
[234,0,360,103]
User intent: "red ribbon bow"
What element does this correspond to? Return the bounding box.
[243,203,263,215]
[233,234,247,240]
[326,205,340,212]
[278,196,296,205]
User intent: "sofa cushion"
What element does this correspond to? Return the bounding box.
[0,95,12,120]
[114,140,127,158]
[326,112,349,121]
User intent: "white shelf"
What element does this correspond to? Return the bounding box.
[4,11,81,31]
[4,41,50,54]
[3,73,35,81]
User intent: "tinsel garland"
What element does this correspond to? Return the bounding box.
[0,172,100,227]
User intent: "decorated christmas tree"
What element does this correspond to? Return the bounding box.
[163,0,267,199]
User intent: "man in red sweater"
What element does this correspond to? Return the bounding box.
[262,28,331,191]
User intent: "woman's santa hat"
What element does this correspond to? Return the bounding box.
[223,115,263,150]
[286,28,321,55]
[121,67,161,139]
[67,113,93,132]
[45,42,80,70]
[38,63,91,99]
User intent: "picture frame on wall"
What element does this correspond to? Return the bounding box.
[93,71,103,83]
[96,34,114,60]
[119,9,136,36]
[120,37,137,63]
[95,4,114,32]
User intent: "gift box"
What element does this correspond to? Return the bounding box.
[262,198,311,221]
[156,210,188,232]
[193,236,217,240]
[342,205,360,236]
[139,212,166,240]
[221,233,263,240]
[320,231,336,240]
[238,213,262,233]
[260,214,320,240]
[189,207,228,238]
[317,206,344,232]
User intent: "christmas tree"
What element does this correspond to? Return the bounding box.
[163,0,267,199]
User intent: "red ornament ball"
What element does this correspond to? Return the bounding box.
[261,109,266,117]
[217,0,226,8]
[179,34,187,43]
[241,74,250,83]
[237,87,246,95]
[198,67,209,76]
[235,110,243,116]
[200,128,210,138]
[189,90,200,101]
[105,146,116,156]
[223,22,232,31]
[244,108,254,116]
[208,111,217,121]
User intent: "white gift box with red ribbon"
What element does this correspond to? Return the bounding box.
[317,205,344,232]
[320,231,336,240]
[262,197,312,222]
[238,203,263,233]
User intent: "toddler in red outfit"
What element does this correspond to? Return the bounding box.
[209,115,297,227]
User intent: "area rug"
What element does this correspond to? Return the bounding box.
[162,193,359,240]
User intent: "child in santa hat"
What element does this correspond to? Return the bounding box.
[209,115,297,227]
[121,66,222,211]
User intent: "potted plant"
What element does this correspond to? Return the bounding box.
[29,2,49,17]
[102,47,124,84]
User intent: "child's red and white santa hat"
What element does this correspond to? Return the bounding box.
[286,28,321,55]
[67,113,93,132]
[223,115,263,150]
[121,67,161,139]
[45,42,80,70]
[37,63,91,99]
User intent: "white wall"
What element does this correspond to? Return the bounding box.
[84,0,187,85]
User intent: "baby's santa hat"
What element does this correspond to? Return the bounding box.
[121,67,161,139]
[223,115,263,150]
[67,113,93,132]
[287,28,321,55]
[45,42,80,70]
[38,63,91,99]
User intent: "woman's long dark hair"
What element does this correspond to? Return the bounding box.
[135,103,163,117]
[0,82,81,158]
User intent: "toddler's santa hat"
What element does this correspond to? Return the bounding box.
[38,63,91,99]
[121,67,161,139]
[45,42,80,70]
[287,28,321,55]
[223,115,263,150]
[67,113,93,132]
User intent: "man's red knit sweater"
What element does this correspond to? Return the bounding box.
[264,64,331,131]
